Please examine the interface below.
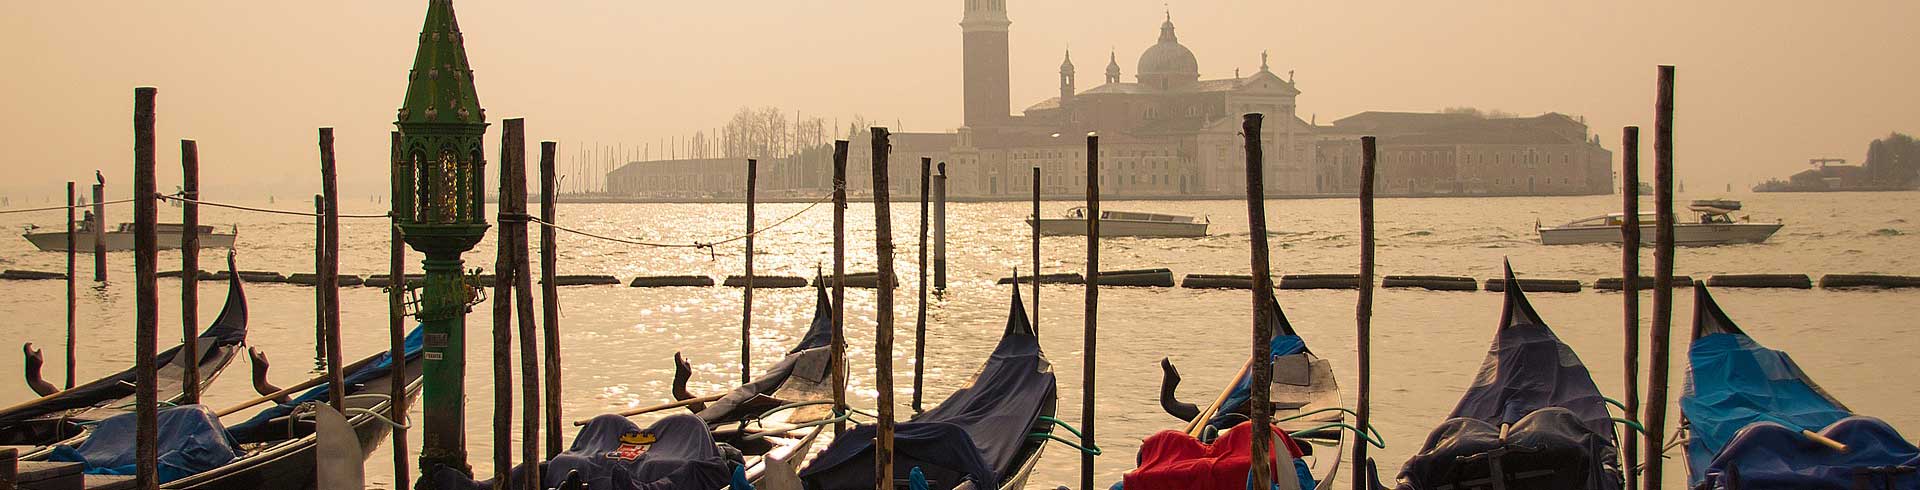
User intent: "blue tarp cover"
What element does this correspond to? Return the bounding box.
[47,405,238,483]
[1681,286,1919,489]
[800,288,1055,490]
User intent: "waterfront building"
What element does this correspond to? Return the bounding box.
[605,1,1611,200]
[1314,112,1613,196]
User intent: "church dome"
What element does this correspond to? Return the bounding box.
[1136,18,1199,87]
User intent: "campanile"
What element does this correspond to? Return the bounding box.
[961,0,1011,127]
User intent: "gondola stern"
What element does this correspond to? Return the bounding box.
[1692,283,1744,340]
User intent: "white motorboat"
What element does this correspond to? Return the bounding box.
[1026,206,1208,237]
[1537,199,1782,246]
[22,220,237,252]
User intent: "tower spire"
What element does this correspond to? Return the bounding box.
[1104,50,1121,84]
[399,0,484,125]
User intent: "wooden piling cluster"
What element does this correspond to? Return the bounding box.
[489,120,520,488]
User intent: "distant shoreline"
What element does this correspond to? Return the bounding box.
[526,190,1615,205]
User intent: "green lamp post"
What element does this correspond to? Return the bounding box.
[393,0,488,483]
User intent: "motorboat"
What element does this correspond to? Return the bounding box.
[1536,200,1781,246]
[23,219,237,252]
[1027,207,1207,238]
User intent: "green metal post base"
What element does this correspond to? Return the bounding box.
[414,251,474,488]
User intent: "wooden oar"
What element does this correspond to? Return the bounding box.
[1802,430,1849,453]
[575,394,724,426]
[1184,357,1254,436]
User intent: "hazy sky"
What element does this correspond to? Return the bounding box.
[2,0,1915,201]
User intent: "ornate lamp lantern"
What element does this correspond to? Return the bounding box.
[392,0,488,482]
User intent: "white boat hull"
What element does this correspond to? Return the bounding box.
[1028,218,1207,238]
[22,230,237,252]
[1538,222,1781,246]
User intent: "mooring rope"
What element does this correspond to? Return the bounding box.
[155,193,390,219]
[526,191,832,252]
[0,198,138,215]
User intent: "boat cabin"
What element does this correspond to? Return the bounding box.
[1063,206,1201,224]
[110,222,221,234]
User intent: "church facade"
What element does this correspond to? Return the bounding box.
[941,0,1316,199]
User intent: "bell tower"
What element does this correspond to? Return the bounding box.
[962,0,1010,128]
[1059,50,1075,104]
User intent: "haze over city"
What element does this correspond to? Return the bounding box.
[2,0,1916,199]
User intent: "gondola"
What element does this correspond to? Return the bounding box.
[0,255,250,448]
[1131,295,1350,490]
[427,278,842,490]
[1678,284,1919,489]
[1392,263,1624,490]
[797,285,1056,490]
[31,327,424,489]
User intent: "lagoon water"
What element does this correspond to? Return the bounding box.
[2,191,1917,489]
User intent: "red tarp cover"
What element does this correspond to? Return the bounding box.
[1123,421,1306,490]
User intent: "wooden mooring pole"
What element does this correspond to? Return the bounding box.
[319,128,344,413]
[1643,65,1677,490]
[64,182,75,389]
[1352,136,1378,489]
[506,120,542,490]
[1030,165,1041,336]
[1241,113,1276,490]
[180,140,201,404]
[539,141,564,458]
[1620,126,1643,490]
[871,128,898,490]
[913,157,930,414]
[742,158,757,384]
[490,118,521,488]
[933,162,947,291]
[1081,133,1100,490]
[92,177,104,282]
[314,194,328,366]
[831,140,849,434]
[132,86,159,490]
[387,131,413,484]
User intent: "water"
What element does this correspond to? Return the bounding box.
[2,191,1917,489]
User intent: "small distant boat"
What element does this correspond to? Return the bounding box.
[1027,206,1207,237]
[23,220,237,252]
[1536,199,1782,246]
